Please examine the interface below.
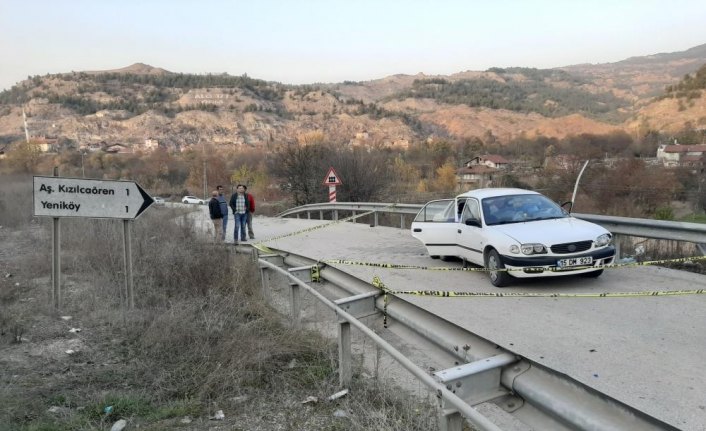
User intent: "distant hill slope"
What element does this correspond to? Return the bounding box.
[560,43,706,100]
[0,44,704,150]
[381,69,628,122]
[617,43,706,65]
[626,63,706,134]
[84,63,173,76]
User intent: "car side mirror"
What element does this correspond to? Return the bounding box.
[465,219,481,228]
[561,201,573,214]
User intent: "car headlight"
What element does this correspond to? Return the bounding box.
[595,233,612,247]
[520,243,547,255]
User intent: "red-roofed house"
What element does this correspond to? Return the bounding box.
[681,154,706,168]
[467,155,511,170]
[457,164,499,189]
[657,144,706,167]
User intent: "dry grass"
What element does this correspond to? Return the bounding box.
[0,173,34,229]
[0,176,439,431]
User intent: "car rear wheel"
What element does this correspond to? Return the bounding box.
[579,269,604,278]
[486,249,511,287]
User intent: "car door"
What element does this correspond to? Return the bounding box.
[411,199,457,258]
[456,198,485,265]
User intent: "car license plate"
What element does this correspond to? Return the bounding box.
[557,256,593,268]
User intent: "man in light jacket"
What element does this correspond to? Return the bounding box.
[229,184,251,244]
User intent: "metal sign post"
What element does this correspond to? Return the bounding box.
[123,220,134,309]
[33,176,153,310]
[51,167,61,310]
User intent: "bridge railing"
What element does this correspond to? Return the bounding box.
[278,202,706,257]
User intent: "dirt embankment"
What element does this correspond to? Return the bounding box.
[0,180,437,431]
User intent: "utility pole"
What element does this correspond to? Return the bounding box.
[22,107,30,143]
[201,138,207,200]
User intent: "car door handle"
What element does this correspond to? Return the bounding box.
[457,229,462,233]
[413,228,422,232]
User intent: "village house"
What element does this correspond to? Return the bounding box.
[456,159,500,190]
[143,138,159,151]
[349,130,370,147]
[657,143,706,167]
[31,135,59,152]
[80,142,104,153]
[455,155,514,189]
[468,155,511,170]
[456,164,498,189]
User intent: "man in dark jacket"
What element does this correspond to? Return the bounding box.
[243,185,255,239]
[208,190,223,241]
[216,185,228,241]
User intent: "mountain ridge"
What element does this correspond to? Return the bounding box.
[1,44,704,151]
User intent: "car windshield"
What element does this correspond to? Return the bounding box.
[482,194,567,226]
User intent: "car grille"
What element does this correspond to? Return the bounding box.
[550,240,593,254]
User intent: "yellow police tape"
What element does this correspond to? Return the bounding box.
[311,265,321,283]
[250,205,395,255]
[371,275,705,298]
[246,207,705,300]
[323,255,706,273]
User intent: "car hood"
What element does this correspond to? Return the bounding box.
[489,217,608,245]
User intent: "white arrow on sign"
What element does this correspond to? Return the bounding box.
[33,176,154,219]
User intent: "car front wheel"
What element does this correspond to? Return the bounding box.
[486,249,511,287]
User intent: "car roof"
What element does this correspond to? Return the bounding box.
[456,188,539,200]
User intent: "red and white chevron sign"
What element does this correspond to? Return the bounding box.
[322,167,342,203]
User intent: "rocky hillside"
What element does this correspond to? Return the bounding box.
[0,44,704,151]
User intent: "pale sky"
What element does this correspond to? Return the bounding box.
[1,0,705,91]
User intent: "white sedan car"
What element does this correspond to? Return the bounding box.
[411,188,616,287]
[182,196,205,205]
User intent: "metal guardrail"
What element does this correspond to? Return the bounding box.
[255,248,677,431]
[267,203,706,429]
[278,202,421,229]
[257,257,503,431]
[278,202,706,254]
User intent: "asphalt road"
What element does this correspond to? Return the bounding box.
[192,209,706,430]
